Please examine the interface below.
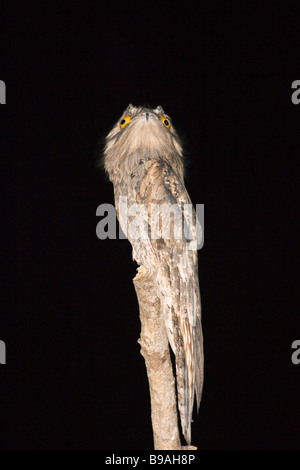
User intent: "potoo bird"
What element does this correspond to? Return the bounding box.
[103,104,204,444]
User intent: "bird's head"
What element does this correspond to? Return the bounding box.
[103,104,184,182]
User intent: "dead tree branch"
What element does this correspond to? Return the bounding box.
[133,265,182,450]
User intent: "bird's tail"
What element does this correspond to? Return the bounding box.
[174,305,203,444]
[157,265,204,445]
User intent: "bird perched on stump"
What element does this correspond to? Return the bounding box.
[103,104,204,444]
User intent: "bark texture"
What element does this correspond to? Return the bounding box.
[133,265,182,450]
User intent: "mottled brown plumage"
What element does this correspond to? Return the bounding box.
[103,104,204,444]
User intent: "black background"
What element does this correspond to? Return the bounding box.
[0,1,299,450]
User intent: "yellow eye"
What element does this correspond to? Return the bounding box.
[160,116,171,129]
[120,115,131,129]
